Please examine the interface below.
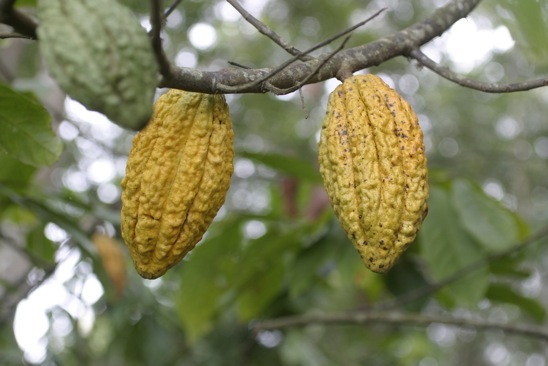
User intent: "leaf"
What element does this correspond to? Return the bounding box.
[0,154,36,189]
[236,259,285,320]
[239,151,322,183]
[0,185,97,257]
[452,179,524,251]
[15,0,37,6]
[419,186,489,306]
[176,221,243,342]
[384,255,430,311]
[287,231,335,298]
[499,1,548,65]
[486,283,545,321]
[232,224,324,320]
[27,225,57,264]
[0,83,63,166]
[489,257,531,279]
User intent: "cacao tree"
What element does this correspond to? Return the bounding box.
[0,0,547,364]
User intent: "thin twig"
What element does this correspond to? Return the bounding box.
[227,61,252,69]
[266,35,351,95]
[216,8,386,94]
[410,49,548,93]
[164,0,182,18]
[150,0,174,79]
[226,0,311,61]
[375,225,548,310]
[252,311,548,342]
[0,32,31,39]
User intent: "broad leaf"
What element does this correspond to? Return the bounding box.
[236,259,285,320]
[486,283,545,321]
[239,151,322,183]
[419,186,489,305]
[27,225,57,264]
[0,83,63,166]
[287,230,335,298]
[452,179,522,251]
[0,154,36,189]
[176,221,242,342]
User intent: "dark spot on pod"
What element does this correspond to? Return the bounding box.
[369,257,374,263]
[362,240,368,246]
[378,264,385,269]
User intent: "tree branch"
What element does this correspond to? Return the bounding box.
[252,311,548,342]
[0,0,37,39]
[214,9,385,93]
[150,0,175,80]
[0,0,488,94]
[164,0,182,18]
[160,0,482,94]
[410,49,548,92]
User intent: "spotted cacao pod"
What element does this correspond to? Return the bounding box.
[318,74,428,273]
[37,0,158,130]
[121,90,234,279]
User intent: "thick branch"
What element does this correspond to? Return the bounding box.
[161,0,482,93]
[0,0,482,93]
[252,311,548,342]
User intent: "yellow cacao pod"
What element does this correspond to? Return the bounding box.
[92,233,127,298]
[121,90,234,279]
[318,74,428,273]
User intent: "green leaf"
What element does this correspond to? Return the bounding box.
[384,255,430,311]
[489,257,531,279]
[419,186,489,305]
[452,179,523,251]
[0,154,36,189]
[486,283,545,321]
[239,151,322,183]
[15,0,37,6]
[287,231,334,298]
[236,259,285,320]
[27,225,57,264]
[0,186,96,257]
[0,83,63,166]
[499,1,548,65]
[176,221,243,342]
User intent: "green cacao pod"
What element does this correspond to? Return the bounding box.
[121,89,234,279]
[37,0,158,130]
[318,74,429,273]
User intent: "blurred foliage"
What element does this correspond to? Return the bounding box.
[1,0,548,365]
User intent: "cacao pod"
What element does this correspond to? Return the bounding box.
[92,233,127,299]
[121,89,234,279]
[37,0,158,130]
[318,74,428,273]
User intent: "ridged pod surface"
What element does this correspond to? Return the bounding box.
[121,90,234,279]
[318,74,428,273]
[37,0,158,130]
